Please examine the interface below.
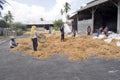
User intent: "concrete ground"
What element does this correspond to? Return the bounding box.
[0,35,120,80]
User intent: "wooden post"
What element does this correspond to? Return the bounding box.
[76,12,79,33]
[49,25,52,34]
[117,1,120,33]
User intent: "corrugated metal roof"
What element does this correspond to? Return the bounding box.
[77,0,109,12]
[70,0,109,19]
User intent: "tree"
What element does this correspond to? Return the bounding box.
[64,2,71,14]
[40,17,44,21]
[67,15,70,19]
[3,10,14,27]
[9,22,26,35]
[0,19,7,28]
[10,22,26,30]
[60,2,71,22]
[8,11,13,24]
[0,0,6,10]
[0,0,7,17]
[60,9,64,15]
[3,14,9,23]
[53,19,63,30]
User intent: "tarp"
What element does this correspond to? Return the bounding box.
[64,23,71,34]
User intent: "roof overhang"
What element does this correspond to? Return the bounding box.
[70,0,112,19]
[78,0,109,12]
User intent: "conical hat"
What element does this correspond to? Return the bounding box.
[10,36,15,39]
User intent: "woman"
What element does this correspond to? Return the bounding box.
[31,26,39,51]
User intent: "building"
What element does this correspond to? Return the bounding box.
[70,0,120,34]
[24,21,54,30]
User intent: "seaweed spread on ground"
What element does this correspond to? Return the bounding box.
[12,32,120,60]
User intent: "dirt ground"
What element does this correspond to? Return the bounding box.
[0,39,120,80]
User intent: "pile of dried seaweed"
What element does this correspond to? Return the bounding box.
[12,32,120,60]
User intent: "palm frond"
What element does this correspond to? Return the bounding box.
[0,4,3,9]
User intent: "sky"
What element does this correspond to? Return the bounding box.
[2,0,93,23]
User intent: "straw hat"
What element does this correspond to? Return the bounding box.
[10,36,15,39]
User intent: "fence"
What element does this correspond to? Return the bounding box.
[0,28,17,37]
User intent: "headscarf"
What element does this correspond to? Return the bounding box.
[31,26,36,38]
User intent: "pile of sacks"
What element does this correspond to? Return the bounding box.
[93,32,120,47]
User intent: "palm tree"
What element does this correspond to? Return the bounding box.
[3,14,9,23]
[8,10,13,24]
[64,2,71,14]
[62,2,71,22]
[3,11,13,27]
[60,2,71,22]
[0,0,6,10]
[67,15,70,19]
[4,11,13,23]
[0,0,7,17]
[40,17,44,21]
[60,9,64,15]
[3,14,9,27]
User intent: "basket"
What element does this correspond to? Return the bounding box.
[38,34,46,43]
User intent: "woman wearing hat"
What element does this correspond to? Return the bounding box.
[9,36,18,48]
[30,26,39,51]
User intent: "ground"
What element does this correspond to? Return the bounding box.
[0,34,120,80]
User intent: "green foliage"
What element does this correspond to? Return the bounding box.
[8,11,13,24]
[0,19,7,28]
[10,22,26,30]
[3,10,14,27]
[9,22,26,36]
[53,19,63,31]
[3,14,9,23]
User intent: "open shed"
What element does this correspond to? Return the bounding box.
[70,0,120,34]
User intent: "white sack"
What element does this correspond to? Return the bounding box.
[64,23,71,34]
[104,38,113,43]
[116,41,120,47]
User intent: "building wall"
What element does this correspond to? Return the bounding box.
[77,19,92,34]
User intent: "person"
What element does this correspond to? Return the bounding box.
[103,27,109,36]
[87,26,91,35]
[97,27,103,37]
[60,24,65,42]
[99,27,103,34]
[9,36,18,48]
[30,26,39,51]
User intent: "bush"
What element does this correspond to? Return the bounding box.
[10,22,27,31]
[53,19,63,31]
[0,19,7,28]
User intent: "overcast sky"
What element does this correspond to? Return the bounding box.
[2,0,93,23]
